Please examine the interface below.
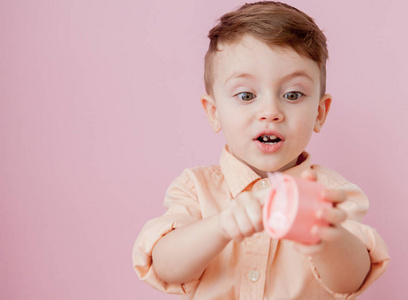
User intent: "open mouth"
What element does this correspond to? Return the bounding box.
[256,134,282,144]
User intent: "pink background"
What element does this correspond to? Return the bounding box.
[1,0,406,299]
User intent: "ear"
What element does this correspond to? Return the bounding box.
[314,94,332,133]
[201,94,221,133]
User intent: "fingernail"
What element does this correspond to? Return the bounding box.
[311,225,319,236]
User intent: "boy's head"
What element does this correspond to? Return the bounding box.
[201,1,332,177]
[204,1,328,97]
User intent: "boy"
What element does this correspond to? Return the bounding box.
[133,2,389,299]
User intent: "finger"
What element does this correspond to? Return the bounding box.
[219,211,244,242]
[256,188,273,206]
[300,170,317,181]
[245,199,264,232]
[311,225,342,243]
[316,207,347,225]
[226,216,245,242]
[293,241,324,256]
[321,189,347,204]
[233,206,257,237]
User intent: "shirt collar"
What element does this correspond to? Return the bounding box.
[219,145,312,198]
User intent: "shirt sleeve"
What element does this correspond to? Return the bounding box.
[132,169,202,294]
[309,220,390,299]
[310,169,390,299]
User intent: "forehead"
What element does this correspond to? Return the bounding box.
[212,35,320,86]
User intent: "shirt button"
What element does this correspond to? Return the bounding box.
[248,270,260,282]
[258,179,270,190]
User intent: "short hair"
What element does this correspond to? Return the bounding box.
[204,1,329,97]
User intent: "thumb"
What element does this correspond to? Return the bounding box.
[257,187,274,206]
[301,170,317,181]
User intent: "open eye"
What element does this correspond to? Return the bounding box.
[236,92,256,101]
[283,92,303,101]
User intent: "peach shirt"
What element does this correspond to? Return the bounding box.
[133,146,389,299]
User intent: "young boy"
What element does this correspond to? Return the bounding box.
[133,2,389,299]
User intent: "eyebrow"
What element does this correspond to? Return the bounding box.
[224,70,315,86]
[224,73,256,86]
[280,71,315,83]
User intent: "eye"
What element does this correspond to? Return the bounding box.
[283,92,303,101]
[236,92,256,101]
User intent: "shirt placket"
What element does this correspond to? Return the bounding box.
[239,178,272,300]
[239,231,271,300]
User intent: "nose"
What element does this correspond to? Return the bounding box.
[257,96,284,122]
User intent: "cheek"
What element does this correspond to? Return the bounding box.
[298,104,319,126]
[300,117,317,136]
[218,112,249,145]
[292,109,317,139]
[219,117,240,137]
[218,107,245,129]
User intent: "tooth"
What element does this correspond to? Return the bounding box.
[269,135,277,139]
[263,136,268,142]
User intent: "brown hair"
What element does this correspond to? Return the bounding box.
[204,1,328,96]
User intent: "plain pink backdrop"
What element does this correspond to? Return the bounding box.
[1,0,406,299]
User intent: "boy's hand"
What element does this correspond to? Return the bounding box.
[218,188,271,243]
[294,170,348,255]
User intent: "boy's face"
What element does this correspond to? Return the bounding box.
[202,35,331,177]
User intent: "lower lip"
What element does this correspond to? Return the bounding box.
[254,140,283,153]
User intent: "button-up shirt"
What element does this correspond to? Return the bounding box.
[133,146,389,299]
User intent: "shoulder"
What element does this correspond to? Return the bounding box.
[169,165,224,191]
[311,164,369,221]
[311,164,352,189]
[184,164,223,177]
[164,165,226,210]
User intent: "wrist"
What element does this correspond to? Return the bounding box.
[215,212,234,243]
